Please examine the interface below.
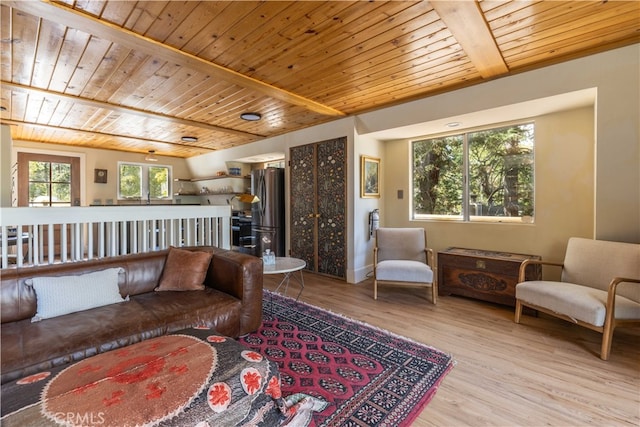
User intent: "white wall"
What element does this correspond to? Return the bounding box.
[0,125,12,207]
[352,133,384,282]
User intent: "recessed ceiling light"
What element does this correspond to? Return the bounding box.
[181,136,198,142]
[240,112,262,121]
[446,121,462,128]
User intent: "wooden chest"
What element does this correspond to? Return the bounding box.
[437,247,541,307]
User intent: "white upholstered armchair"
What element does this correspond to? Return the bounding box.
[515,237,640,360]
[373,228,437,303]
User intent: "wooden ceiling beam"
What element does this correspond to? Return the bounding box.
[5,0,345,117]
[2,81,262,139]
[1,118,215,154]
[430,0,508,78]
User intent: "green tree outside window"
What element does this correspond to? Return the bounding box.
[118,163,171,201]
[119,164,142,198]
[149,166,169,198]
[28,161,71,206]
[413,123,534,221]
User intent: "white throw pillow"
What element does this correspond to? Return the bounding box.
[26,267,128,322]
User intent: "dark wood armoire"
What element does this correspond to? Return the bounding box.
[289,137,347,278]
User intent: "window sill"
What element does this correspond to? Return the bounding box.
[413,215,534,224]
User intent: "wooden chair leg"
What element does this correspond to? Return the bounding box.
[600,321,615,361]
[431,283,437,305]
[374,280,378,300]
[514,300,523,323]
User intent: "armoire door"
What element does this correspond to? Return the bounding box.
[290,137,346,278]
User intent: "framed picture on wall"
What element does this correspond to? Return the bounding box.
[360,155,380,198]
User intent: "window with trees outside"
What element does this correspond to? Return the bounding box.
[412,122,534,222]
[118,162,172,201]
[18,152,80,207]
[28,161,72,207]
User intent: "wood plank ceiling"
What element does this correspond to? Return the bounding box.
[1,1,639,158]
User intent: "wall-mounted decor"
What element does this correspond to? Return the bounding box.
[94,169,107,184]
[360,155,380,198]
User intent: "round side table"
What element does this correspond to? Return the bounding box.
[263,257,306,300]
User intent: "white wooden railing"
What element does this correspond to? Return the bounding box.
[0,206,231,268]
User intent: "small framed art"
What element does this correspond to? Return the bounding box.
[360,155,380,198]
[94,169,107,184]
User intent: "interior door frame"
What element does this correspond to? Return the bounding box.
[15,151,83,258]
[17,152,81,207]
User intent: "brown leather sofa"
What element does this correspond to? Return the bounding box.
[0,246,263,384]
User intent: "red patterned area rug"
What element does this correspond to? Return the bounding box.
[239,291,455,427]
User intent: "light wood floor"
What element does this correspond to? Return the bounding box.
[262,272,640,427]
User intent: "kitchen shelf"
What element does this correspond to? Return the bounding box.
[177,175,250,182]
[174,191,242,196]
[176,175,250,197]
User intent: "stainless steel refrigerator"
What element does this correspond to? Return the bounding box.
[251,168,285,257]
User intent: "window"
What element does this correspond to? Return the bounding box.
[28,161,71,206]
[412,122,534,222]
[118,162,172,201]
[17,152,80,207]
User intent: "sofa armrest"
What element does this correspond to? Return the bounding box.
[518,259,563,283]
[206,249,264,335]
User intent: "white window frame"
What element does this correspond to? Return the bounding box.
[117,161,173,202]
[411,120,535,224]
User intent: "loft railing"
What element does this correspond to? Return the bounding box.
[0,205,231,268]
